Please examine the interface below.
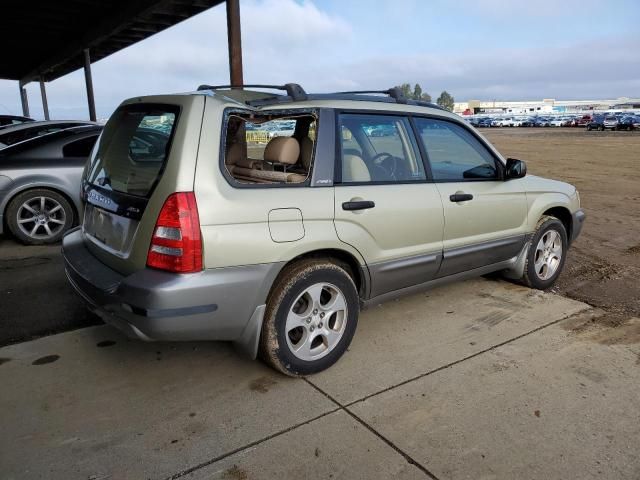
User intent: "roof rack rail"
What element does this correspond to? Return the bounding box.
[196,83,308,101]
[335,87,408,104]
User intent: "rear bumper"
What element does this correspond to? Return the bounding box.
[570,209,586,244]
[62,228,282,355]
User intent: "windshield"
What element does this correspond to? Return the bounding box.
[86,104,179,198]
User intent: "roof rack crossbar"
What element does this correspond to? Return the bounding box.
[197,83,307,101]
[333,87,408,104]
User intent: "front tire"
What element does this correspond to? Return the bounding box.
[520,216,568,290]
[259,259,359,376]
[6,189,74,245]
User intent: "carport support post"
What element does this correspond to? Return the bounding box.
[18,81,30,117]
[39,77,50,120]
[83,49,97,122]
[226,0,244,87]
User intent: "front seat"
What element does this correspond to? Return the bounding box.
[342,154,371,182]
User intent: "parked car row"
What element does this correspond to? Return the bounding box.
[586,114,640,131]
[467,112,640,130]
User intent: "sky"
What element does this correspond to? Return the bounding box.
[1,0,639,120]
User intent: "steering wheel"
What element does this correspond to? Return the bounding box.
[371,152,399,181]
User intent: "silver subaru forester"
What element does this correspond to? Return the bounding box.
[62,85,585,375]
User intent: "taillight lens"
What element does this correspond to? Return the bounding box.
[147,192,203,273]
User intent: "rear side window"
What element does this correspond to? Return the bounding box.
[414,118,499,181]
[86,104,178,197]
[223,111,316,186]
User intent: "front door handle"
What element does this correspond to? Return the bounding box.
[342,200,375,211]
[449,193,474,203]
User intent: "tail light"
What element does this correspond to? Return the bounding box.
[147,192,203,273]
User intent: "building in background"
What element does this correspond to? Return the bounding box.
[455,97,640,115]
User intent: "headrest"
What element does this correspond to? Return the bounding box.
[264,136,300,165]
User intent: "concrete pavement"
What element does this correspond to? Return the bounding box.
[0,236,99,345]
[2,277,639,480]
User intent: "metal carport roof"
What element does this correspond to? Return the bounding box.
[2,0,240,119]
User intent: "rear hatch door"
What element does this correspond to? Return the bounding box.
[81,97,204,275]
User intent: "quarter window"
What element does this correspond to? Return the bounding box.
[338,114,426,183]
[62,135,99,158]
[414,118,499,181]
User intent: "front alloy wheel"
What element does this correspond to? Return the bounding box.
[520,215,568,289]
[533,229,563,280]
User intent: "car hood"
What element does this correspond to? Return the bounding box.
[521,174,576,197]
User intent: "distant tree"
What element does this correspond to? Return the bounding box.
[395,82,432,102]
[398,83,412,99]
[437,91,455,111]
[413,84,422,100]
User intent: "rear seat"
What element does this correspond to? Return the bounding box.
[227,137,307,183]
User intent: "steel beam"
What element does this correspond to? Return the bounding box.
[19,81,30,117]
[39,77,50,120]
[83,49,97,121]
[226,0,243,87]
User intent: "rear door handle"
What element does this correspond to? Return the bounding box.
[449,193,474,202]
[342,200,375,211]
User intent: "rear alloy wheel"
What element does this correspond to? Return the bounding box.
[520,216,568,290]
[6,189,74,245]
[259,259,359,376]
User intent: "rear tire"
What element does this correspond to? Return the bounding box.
[6,189,74,245]
[520,216,568,290]
[259,259,359,376]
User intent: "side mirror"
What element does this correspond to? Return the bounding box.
[505,158,527,179]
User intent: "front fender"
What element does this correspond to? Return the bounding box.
[526,192,575,230]
[522,175,579,231]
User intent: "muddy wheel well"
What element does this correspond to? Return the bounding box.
[543,206,572,239]
[278,249,366,298]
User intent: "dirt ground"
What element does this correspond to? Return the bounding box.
[483,128,640,330]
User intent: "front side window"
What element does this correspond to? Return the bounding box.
[338,114,425,183]
[414,118,499,181]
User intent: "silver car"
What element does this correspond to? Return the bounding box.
[0,126,102,244]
